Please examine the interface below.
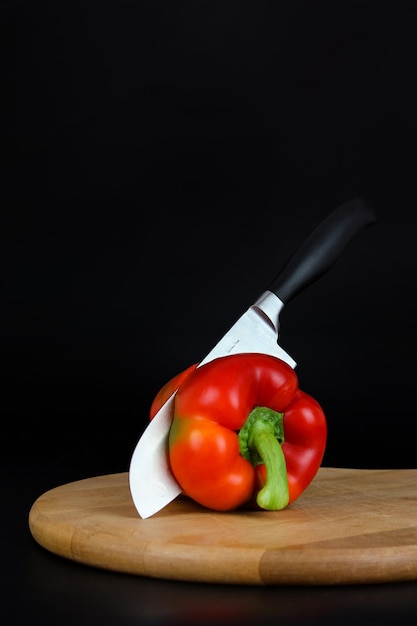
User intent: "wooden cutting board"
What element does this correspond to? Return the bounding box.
[28,467,417,586]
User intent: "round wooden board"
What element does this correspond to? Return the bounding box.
[29,467,417,586]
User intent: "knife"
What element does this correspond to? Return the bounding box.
[129,197,376,518]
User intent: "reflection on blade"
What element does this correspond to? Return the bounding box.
[128,394,182,519]
[199,293,296,369]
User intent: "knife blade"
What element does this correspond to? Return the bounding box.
[129,197,376,518]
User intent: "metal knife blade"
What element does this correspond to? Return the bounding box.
[129,197,376,518]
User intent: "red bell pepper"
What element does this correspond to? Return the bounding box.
[150,353,327,512]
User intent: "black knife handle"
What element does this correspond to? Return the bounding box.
[269,197,377,304]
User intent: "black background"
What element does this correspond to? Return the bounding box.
[2,1,417,474]
[3,3,417,625]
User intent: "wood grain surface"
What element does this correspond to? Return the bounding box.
[28,467,417,585]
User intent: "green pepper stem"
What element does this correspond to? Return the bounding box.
[238,406,289,511]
